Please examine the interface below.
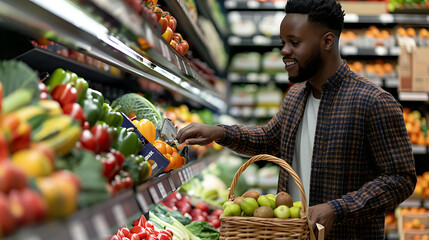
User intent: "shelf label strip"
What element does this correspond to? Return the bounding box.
[113,204,127,226]
[69,220,89,240]
[149,186,160,203]
[158,182,167,199]
[92,214,110,239]
[136,193,150,212]
[169,177,176,191]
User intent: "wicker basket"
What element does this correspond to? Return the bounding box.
[219,154,316,240]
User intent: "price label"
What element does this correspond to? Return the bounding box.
[149,186,160,203]
[344,13,359,23]
[412,145,427,154]
[113,204,127,225]
[341,46,358,55]
[169,177,176,191]
[69,221,89,240]
[379,14,394,23]
[228,73,240,82]
[228,36,242,45]
[224,0,237,9]
[390,47,401,56]
[136,193,150,212]
[158,182,167,199]
[178,171,185,183]
[92,214,110,238]
[247,1,260,8]
[374,47,388,56]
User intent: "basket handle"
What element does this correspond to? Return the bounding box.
[228,154,308,215]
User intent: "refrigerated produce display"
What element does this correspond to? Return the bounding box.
[1,0,429,239]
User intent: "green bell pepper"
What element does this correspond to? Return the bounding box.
[82,98,102,127]
[112,127,142,157]
[72,77,89,104]
[47,68,71,92]
[101,103,123,127]
[87,88,104,108]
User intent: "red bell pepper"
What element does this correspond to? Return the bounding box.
[96,149,125,181]
[51,84,77,106]
[62,103,86,126]
[80,124,113,154]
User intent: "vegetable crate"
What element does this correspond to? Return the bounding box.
[219,154,319,240]
[120,113,171,177]
[397,207,429,240]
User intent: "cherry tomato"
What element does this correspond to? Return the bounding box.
[146,234,159,240]
[110,235,119,240]
[121,227,131,237]
[129,233,140,240]
[157,233,171,240]
[117,230,125,238]
[145,221,154,230]
[145,227,155,235]
[165,229,173,237]
[160,230,173,238]
[138,215,147,227]
[62,102,86,125]
[130,226,147,239]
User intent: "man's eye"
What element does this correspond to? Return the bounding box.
[291,41,300,46]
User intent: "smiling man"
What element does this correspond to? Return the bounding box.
[177,0,416,239]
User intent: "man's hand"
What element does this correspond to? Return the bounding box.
[177,123,225,146]
[308,203,335,238]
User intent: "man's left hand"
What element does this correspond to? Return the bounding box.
[308,203,335,238]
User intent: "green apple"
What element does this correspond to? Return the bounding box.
[258,195,276,209]
[241,197,259,216]
[224,203,242,216]
[290,206,301,218]
[293,201,302,208]
[266,194,276,202]
[223,200,234,209]
[274,205,291,218]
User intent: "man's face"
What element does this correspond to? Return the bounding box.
[280,14,323,83]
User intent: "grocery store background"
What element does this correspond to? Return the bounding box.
[0,0,429,239]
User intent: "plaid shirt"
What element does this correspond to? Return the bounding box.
[217,61,416,239]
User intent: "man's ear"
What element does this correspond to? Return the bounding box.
[322,32,336,50]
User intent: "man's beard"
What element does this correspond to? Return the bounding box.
[288,48,322,83]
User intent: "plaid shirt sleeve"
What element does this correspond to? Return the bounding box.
[215,99,287,156]
[328,91,416,223]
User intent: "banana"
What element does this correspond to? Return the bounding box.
[32,115,73,141]
[2,88,34,114]
[13,105,48,130]
[41,125,82,156]
[38,100,62,116]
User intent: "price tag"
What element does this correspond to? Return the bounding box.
[92,214,110,238]
[169,177,176,191]
[341,46,358,55]
[412,145,427,154]
[253,35,271,46]
[228,36,242,45]
[274,1,286,9]
[113,204,127,225]
[158,182,167,199]
[390,47,401,56]
[247,73,259,82]
[149,186,160,203]
[69,221,89,240]
[228,73,240,82]
[224,0,237,9]
[344,13,359,23]
[379,14,394,23]
[247,1,260,8]
[374,47,388,56]
[178,171,185,183]
[136,193,150,212]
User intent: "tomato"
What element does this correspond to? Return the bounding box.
[153,6,162,21]
[160,230,173,238]
[62,102,86,126]
[121,237,130,240]
[168,16,177,32]
[146,234,159,240]
[177,40,189,56]
[145,221,154,230]
[117,229,125,238]
[157,233,171,240]
[161,11,171,22]
[130,226,147,239]
[159,17,168,34]
[110,235,119,240]
[145,227,155,235]
[170,39,179,49]
[165,229,173,237]
[121,227,131,237]
[51,84,77,106]
[129,233,140,240]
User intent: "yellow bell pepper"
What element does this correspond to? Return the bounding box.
[133,119,156,144]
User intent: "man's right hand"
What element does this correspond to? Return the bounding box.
[176,123,225,146]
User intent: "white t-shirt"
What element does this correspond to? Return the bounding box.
[288,92,320,205]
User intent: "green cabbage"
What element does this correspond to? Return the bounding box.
[112,93,162,125]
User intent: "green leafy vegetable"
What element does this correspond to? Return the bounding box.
[186,221,219,240]
[112,93,162,125]
[0,60,39,101]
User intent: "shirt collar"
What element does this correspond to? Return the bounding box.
[322,60,349,91]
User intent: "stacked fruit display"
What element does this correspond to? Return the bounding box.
[401,207,429,240]
[223,190,302,219]
[403,108,429,146]
[348,60,396,78]
[412,172,429,199]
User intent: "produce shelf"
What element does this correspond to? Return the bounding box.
[5,152,222,240]
[135,152,220,212]
[162,0,220,72]
[344,13,429,24]
[228,72,290,84]
[340,46,401,57]
[224,0,287,10]
[0,0,226,112]
[399,92,429,102]
[228,35,280,47]
[196,0,229,38]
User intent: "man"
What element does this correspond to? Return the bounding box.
[177,0,416,239]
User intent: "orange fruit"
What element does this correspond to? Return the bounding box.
[172,152,183,169]
[165,144,173,155]
[154,142,166,154]
[172,147,178,153]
